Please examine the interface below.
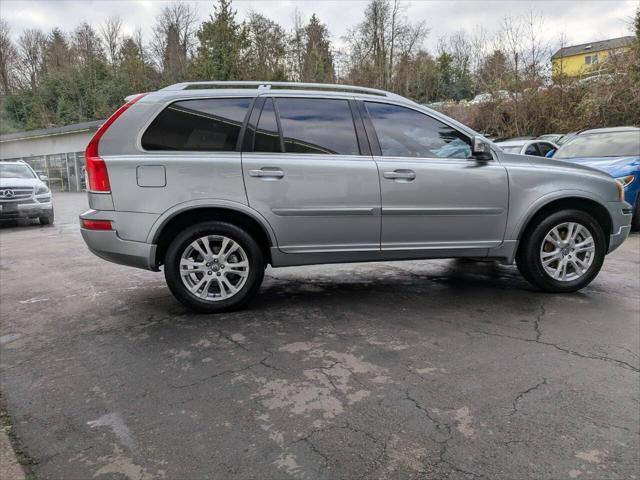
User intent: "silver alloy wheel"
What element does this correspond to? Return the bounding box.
[179,235,249,301]
[540,222,595,282]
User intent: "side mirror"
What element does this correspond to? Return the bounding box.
[472,136,493,161]
[39,174,49,181]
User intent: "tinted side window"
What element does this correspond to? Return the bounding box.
[276,98,359,155]
[141,98,251,151]
[537,142,554,156]
[365,102,472,159]
[254,98,282,153]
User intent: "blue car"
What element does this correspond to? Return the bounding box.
[553,127,640,230]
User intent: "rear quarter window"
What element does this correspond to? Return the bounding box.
[141,98,251,151]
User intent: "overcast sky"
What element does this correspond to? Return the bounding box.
[2,0,637,54]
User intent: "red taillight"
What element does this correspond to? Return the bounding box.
[85,93,147,192]
[81,219,113,230]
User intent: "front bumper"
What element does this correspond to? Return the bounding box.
[607,201,633,253]
[79,209,157,271]
[0,200,53,219]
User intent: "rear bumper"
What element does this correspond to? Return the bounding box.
[607,201,633,253]
[80,209,158,271]
[81,228,158,270]
[0,200,53,219]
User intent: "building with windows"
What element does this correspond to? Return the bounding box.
[0,120,101,192]
[551,36,635,78]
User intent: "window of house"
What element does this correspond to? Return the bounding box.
[141,98,251,151]
[365,102,472,159]
[584,54,598,65]
[275,98,360,155]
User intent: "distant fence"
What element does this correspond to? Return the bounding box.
[4,151,86,192]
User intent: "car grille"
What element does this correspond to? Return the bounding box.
[0,187,33,201]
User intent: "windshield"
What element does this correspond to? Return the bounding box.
[0,163,36,179]
[555,131,640,159]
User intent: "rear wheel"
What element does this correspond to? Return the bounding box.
[164,221,264,313]
[516,209,606,292]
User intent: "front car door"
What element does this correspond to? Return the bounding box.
[361,100,509,253]
[242,96,381,254]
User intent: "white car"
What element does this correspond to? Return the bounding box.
[495,139,557,157]
[0,160,54,224]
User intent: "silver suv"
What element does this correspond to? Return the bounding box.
[1,160,54,225]
[79,82,632,312]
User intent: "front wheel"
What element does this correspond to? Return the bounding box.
[39,210,54,225]
[164,221,265,313]
[632,196,640,231]
[516,209,606,293]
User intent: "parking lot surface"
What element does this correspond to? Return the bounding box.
[1,192,638,479]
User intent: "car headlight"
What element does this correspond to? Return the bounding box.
[35,185,50,195]
[615,175,635,188]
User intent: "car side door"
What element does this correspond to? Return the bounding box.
[360,100,509,252]
[241,96,381,254]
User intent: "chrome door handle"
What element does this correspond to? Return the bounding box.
[249,168,284,179]
[383,170,416,181]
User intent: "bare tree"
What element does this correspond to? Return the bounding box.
[0,19,19,93]
[497,15,524,134]
[345,0,426,89]
[18,28,47,89]
[522,10,550,81]
[72,22,104,67]
[151,2,197,82]
[133,27,148,65]
[288,8,305,81]
[100,16,123,67]
[388,0,400,86]
[242,12,288,80]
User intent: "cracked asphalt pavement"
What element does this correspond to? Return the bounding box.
[1,193,639,479]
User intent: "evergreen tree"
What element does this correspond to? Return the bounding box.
[302,14,335,83]
[45,29,71,72]
[191,0,245,80]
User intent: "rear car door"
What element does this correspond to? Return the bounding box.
[241,96,381,253]
[361,100,508,251]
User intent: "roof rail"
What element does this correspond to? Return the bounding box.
[160,81,406,100]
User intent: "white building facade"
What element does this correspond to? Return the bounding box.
[0,120,101,192]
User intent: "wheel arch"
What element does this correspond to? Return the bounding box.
[150,201,277,267]
[516,195,613,250]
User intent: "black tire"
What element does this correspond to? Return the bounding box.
[516,209,606,293]
[632,195,640,231]
[39,211,54,225]
[164,221,264,313]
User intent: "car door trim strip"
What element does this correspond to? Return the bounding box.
[382,207,505,216]
[272,207,377,216]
